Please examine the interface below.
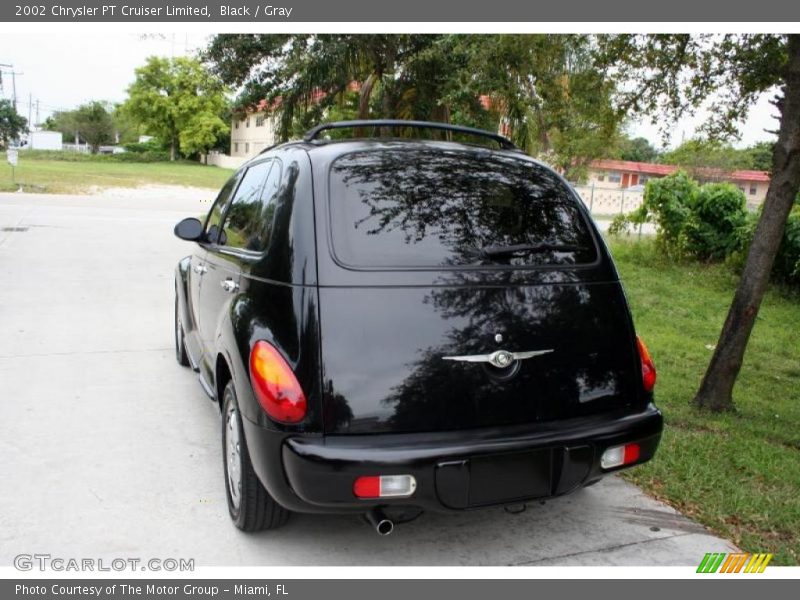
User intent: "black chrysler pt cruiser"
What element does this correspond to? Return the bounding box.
[173,120,662,535]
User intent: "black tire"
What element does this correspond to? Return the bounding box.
[221,380,290,531]
[174,290,190,367]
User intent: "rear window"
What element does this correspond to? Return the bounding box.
[328,149,598,269]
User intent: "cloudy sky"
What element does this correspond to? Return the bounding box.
[0,33,780,150]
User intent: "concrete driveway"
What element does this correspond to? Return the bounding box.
[0,189,736,566]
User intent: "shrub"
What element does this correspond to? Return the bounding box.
[109,150,170,162]
[729,206,800,288]
[640,171,698,257]
[123,139,165,153]
[607,205,649,236]
[683,183,748,260]
[17,148,169,162]
[773,207,800,286]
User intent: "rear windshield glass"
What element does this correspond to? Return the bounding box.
[328,148,598,269]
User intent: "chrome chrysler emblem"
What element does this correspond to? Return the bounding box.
[442,348,553,369]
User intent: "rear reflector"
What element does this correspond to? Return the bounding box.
[249,341,307,424]
[353,475,417,499]
[636,336,657,392]
[600,443,641,470]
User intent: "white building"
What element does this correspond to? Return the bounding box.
[230,105,279,159]
[29,131,63,151]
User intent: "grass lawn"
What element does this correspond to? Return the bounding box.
[609,238,800,565]
[0,156,233,193]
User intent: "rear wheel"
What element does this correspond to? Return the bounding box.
[174,291,190,367]
[222,380,290,531]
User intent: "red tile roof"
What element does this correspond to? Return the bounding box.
[589,159,770,183]
[730,169,771,183]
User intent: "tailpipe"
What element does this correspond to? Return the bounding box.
[365,507,394,536]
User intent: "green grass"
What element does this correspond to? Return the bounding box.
[0,155,233,193]
[609,238,800,565]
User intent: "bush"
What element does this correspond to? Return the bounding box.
[607,205,649,236]
[640,171,698,257]
[18,148,170,163]
[683,183,747,260]
[610,170,799,290]
[734,206,800,287]
[108,150,170,162]
[123,139,165,153]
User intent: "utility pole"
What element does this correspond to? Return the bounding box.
[0,64,22,111]
[35,98,39,127]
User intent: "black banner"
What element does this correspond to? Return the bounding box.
[2,0,800,22]
[3,580,799,600]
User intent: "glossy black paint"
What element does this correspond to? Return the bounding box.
[174,217,203,241]
[245,404,662,514]
[174,129,662,516]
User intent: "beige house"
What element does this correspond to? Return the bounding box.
[586,159,771,206]
[230,106,279,159]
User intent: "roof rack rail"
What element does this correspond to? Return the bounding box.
[303,119,518,150]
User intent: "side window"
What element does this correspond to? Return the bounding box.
[220,159,272,250]
[257,159,283,249]
[204,174,240,244]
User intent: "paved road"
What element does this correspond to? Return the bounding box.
[0,191,736,566]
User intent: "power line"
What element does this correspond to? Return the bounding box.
[0,63,23,111]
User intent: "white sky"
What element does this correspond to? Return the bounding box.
[0,33,780,150]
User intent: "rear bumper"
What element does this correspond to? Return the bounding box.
[242,404,663,514]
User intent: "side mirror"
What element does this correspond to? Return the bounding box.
[174,217,204,242]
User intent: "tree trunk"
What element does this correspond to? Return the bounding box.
[357,73,378,120]
[693,35,800,411]
[169,140,176,162]
[355,73,378,138]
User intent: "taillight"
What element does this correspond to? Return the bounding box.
[249,341,307,423]
[353,475,417,499]
[600,443,641,469]
[636,335,657,392]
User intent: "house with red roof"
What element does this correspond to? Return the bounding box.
[587,159,771,205]
[229,84,361,159]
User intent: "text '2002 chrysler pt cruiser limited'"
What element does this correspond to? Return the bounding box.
[173,120,662,535]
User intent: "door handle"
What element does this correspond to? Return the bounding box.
[220,279,239,293]
[192,264,207,275]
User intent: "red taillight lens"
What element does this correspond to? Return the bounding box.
[623,443,641,464]
[353,476,381,498]
[249,341,307,423]
[601,442,641,469]
[636,335,657,392]
[353,475,417,498]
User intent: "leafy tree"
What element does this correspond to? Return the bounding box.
[72,102,114,153]
[123,56,229,160]
[179,112,229,158]
[44,110,75,141]
[111,104,144,145]
[454,35,623,179]
[615,136,661,162]
[47,102,114,152]
[205,35,457,140]
[599,34,800,412]
[0,99,27,148]
[204,34,624,177]
[660,138,751,178]
[743,141,775,171]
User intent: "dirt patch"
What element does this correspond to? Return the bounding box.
[88,184,218,203]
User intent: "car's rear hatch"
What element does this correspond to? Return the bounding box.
[314,144,641,435]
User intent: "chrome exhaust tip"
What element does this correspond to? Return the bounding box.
[365,507,394,536]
